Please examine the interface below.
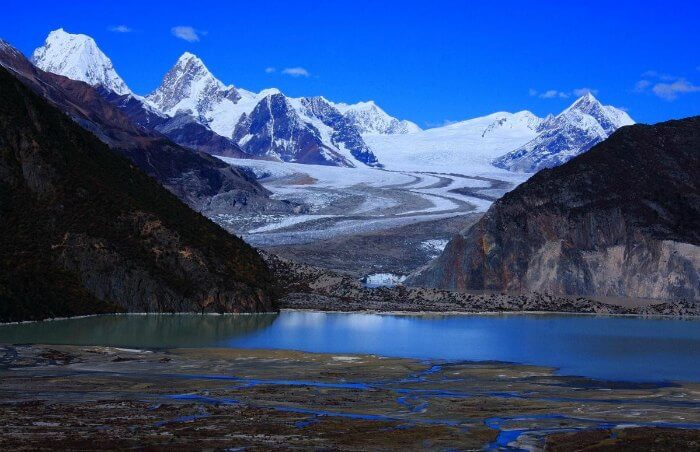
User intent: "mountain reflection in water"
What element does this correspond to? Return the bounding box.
[0,314,278,348]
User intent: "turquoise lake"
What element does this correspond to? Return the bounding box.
[1,311,698,382]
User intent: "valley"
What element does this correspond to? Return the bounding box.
[0,7,699,451]
[205,158,524,278]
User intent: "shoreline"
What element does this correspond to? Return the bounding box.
[281,307,700,319]
[3,305,700,326]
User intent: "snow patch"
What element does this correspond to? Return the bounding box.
[362,273,407,288]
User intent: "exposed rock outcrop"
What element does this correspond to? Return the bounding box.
[0,66,277,322]
[411,117,700,301]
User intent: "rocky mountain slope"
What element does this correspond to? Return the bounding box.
[0,39,292,221]
[410,116,700,301]
[493,93,634,172]
[0,65,277,322]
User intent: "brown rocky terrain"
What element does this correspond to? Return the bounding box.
[410,117,700,301]
[265,254,700,316]
[0,65,277,322]
[1,344,698,450]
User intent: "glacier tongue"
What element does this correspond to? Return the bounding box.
[31,28,131,96]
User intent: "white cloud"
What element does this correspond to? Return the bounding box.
[652,79,700,101]
[281,67,310,77]
[636,71,700,100]
[530,87,597,99]
[171,26,201,42]
[634,80,651,92]
[109,25,132,33]
[538,89,568,99]
[572,87,598,96]
[265,67,276,74]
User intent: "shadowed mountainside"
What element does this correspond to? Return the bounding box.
[410,117,700,301]
[0,40,296,218]
[0,65,277,322]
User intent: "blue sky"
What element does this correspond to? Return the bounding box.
[2,0,698,126]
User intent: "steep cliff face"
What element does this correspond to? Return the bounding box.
[410,117,700,301]
[0,66,277,322]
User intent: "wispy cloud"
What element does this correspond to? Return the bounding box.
[530,87,597,99]
[109,25,132,33]
[265,67,276,74]
[572,87,598,96]
[635,70,700,100]
[171,26,203,42]
[634,80,652,92]
[532,89,569,99]
[281,67,310,77]
[652,79,700,101]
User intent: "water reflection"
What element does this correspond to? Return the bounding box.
[1,311,699,382]
[0,313,277,348]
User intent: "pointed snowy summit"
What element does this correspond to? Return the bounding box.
[146,52,258,137]
[335,100,421,135]
[493,94,635,172]
[32,28,131,95]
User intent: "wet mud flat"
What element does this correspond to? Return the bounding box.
[0,345,698,450]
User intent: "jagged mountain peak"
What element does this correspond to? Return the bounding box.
[31,28,131,95]
[493,95,635,172]
[335,99,421,135]
[559,93,634,131]
[172,52,213,77]
[146,52,244,134]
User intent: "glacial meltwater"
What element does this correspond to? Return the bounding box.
[1,311,699,382]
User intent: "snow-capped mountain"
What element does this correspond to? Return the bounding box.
[364,110,542,174]
[27,29,403,168]
[28,29,632,174]
[492,93,634,172]
[334,100,421,135]
[229,94,379,167]
[145,52,379,167]
[146,52,262,139]
[31,28,131,95]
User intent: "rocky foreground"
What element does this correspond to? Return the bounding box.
[0,344,698,450]
[266,254,700,316]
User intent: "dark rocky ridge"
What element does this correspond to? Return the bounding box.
[0,40,294,219]
[411,117,700,301]
[97,88,251,159]
[0,65,277,322]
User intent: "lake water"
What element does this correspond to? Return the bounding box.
[1,311,699,382]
